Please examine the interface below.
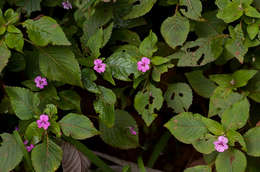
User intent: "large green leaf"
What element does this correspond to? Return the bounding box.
[139,31,158,57]
[0,41,11,72]
[23,16,70,46]
[38,46,82,87]
[134,84,163,126]
[5,86,40,120]
[215,149,247,172]
[164,83,193,113]
[244,127,260,156]
[161,14,190,49]
[123,0,157,20]
[106,51,139,81]
[221,98,250,130]
[179,0,202,20]
[32,139,62,172]
[185,70,217,98]
[164,112,208,144]
[94,86,116,127]
[184,165,211,172]
[59,113,99,140]
[58,90,81,113]
[0,133,23,172]
[100,110,139,149]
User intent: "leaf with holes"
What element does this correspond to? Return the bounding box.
[5,86,40,120]
[180,0,202,20]
[177,37,224,67]
[192,134,216,154]
[161,13,190,49]
[61,142,91,172]
[215,149,247,172]
[134,84,163,126]
[31,138,62,172]
[185,70,217,98]
[164,83,193,113]
[164,112,208,144]
[244,127,260,156]
[100,110,139,149]
[139,31,158,57]
[184,165,211,172]
[59,113,99,140]
[0,133,23,172]
[58,90,81,113]
[221,98,250,130]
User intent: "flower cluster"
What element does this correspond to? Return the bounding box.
[37,114,50,130]
[213,136,229,152]
[93,59,106,73]
[34,76,48,89]
[137,57,150,73]
[24,140,34,152]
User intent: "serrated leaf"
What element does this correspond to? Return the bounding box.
[221,98,250,131]
[61,142,90,172]
[185,70,217,98]
[161,14,189,49]
[32,139,62,172]
[244,127,260,156]
[134,84,163,126]
[164,83,193,113]
[215,149,247,172]
[180,0,202,20]
[59,113,99,140]
[38,46,82,87]
[106,51,139,81]
[100,110,139,149]
[184,165,211,172]
[139,31,158,57]
[5,31,24,52]
[25,122,44,145]
[0,133,23,172]
[192,134,216,154]
[164,112,208,144]
[0,41,11,72]
[23,16,70,46]
[58,90,81,113]
[123,0,157,20]
[216,1,243,23]
[94,86,116,127]
[5,86,40,120]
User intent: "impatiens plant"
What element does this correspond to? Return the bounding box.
[0,0,260,172]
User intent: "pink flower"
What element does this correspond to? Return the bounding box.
[137,57,150,73]
[93,59,106,73]
[62,1,72,9]
[128,127,137,135]
[37,114,50,130]
[34,76,48,89]
[26,144,34,152]
[23,140,29,145]
[214,136,229,152]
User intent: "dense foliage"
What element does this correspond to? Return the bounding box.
[0,0,260,171]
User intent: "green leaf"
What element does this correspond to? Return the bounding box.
[82,68,100,94]
[58,90,81,113]
[87,28,103,58]
[226,130,247,152]
[94,86,116,127]
[0,133,23,172]
[216,1,243,23]
[209,87,243,117]
[38,46,82,87]
[23,16,71,46]
[164,112,208,144]
[103,22,114,47]
[139,31,158,57]
[184,165,211,172]
[32,139,62,172]
[151,56,170,65]
[16,0,42,15]
[0,41,11,72]
[25,122,44,145]
[103,66,116,85]
[247,23,259,40]
[123,0,157,20]
[185,70,217,98]
[245,6,260,18]
[221,98,250,130]
[106,51,139,81]
[201,117,225,135]
[5,86,40,120]
[215,149,247,172]
[192,134,216,154]
[161,14,190,49]
[244,127,260,156]
[59,113,99,140]
[4,9,19,25]
[99,110,139,149]
[134,84,163,126]
[4,31,24,52]
[180,0,202,20]
[177,37,224,67]
[164,83,193,113]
